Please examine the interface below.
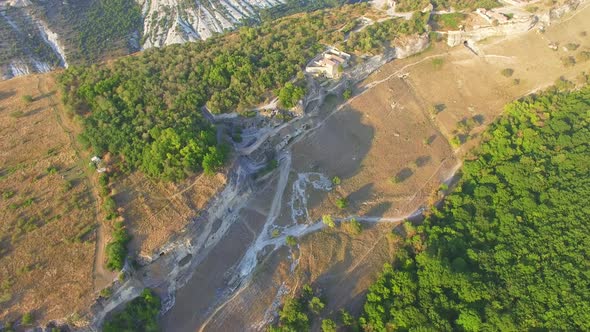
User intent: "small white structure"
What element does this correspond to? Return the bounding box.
[306,49,351,79]
[90,156,106,173]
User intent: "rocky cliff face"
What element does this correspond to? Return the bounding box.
[0,5,65,80]
[138,0,284,48]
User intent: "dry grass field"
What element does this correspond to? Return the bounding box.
[0,74,97,325]
[0,73,227,326]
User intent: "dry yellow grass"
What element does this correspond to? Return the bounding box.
[0,74,96,325]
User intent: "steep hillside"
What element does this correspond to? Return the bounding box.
[0,0,344,80]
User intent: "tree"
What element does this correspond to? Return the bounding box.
[342,88,352,100]
[278,82,306,108]
[321,319,337,332]
[308,296,325,314]
[22,312,33,325]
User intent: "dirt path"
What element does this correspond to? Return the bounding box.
[37,75,115,290]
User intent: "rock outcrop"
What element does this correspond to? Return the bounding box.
[138,0,285,48]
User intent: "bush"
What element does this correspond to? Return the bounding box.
[335,197,348,209]
[432,58,444,70]
[100,287,113,298]
[322,215,335,228]
[342,89,352,100]
[286,235,297,246]
[2,190,15,199]
[103,289,161,332]
[21,95,33,103]
[501,68,514,77]
[22,312,33,325]
[343,218,363,235]
[105,222,130,271]
[565,43,580,51]
[576,51,590,62]
[562,56,576,67]
[332,176,341,185]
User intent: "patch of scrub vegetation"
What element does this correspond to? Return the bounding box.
[103,288,161,332]
[395,0,499,11]
[357,85,590,331]
[344,13,429,53]
[270,285,326,331]
[433,13,467,30]
[501,68,514,77]
[105,221,131,271]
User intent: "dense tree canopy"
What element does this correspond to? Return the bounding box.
[59,4,426,180]
[360,86,590,331]
[103,289,161,332]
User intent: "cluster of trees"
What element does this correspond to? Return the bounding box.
[395,0,499,11]
[271,285,330,331]
[103,288,161,332]
[60,4,412,180]
[359,85,590,331]
[344,13,429,53]
[73,0,143,63]
[105,221,130,271]
[278,83,306,108]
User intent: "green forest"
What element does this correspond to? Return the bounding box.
[59,4,427,180]
[360,86,590,331]
[103,289,161,332]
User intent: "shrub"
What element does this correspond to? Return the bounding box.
[286,235,297,246]
[432,58,444,70]
[46,166,59,174]
[2,190,15,199]
[332,176,341,185]
[22,95,33,103]
[342,89,352,100]
[100,287,113,298]
[335,197,348,209]
[105,222,130,271]
[562,56,576,67]
[576,51,590,62]
[10,110,24,118]
[103,197,117,217]
[565,43,580,51]
[322,215,335,228]
[501,68,514,77]
[22,312,33,325]
[343,218,363,235]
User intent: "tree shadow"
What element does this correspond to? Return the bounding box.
[0,89,16,100]
[393,167,413,183]
[415,155,431,168]
[346,183,374,211]
[34,91,56,101]
[425,134,437,145]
